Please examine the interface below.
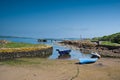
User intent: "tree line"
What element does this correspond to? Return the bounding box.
[92,32,120,44]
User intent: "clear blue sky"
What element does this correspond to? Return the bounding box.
[0,0,120,38]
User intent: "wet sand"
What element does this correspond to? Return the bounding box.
[0,58,120,80]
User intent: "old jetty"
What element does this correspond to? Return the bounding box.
[0,40,53,60]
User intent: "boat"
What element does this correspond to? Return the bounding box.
[58,54,71,59]
[56,49,71,55]
[79,52,100,64]
[91,52,101,59]
[79,58,98,64]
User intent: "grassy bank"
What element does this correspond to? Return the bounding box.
[0,42,51,53]
[0,42,47,48]
[101,41,120,46]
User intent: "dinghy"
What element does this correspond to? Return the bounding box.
[56,49,71,55]
[91,52,101,59]
[58,54,71,59]
[79,58,98,64]
[79,52,100,64]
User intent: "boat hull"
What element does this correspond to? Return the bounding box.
[79,58,98,64]
[56,49,71,55]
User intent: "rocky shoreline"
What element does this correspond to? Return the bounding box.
[59,40,120,58]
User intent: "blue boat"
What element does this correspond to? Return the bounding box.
[79,58,98,64]
[79,52,100,64]
[56,49,71,55]
[58,54,71,59]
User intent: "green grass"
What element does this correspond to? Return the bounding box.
[0,42,47,48]
[101,41,120,46]
[0,42,52,53]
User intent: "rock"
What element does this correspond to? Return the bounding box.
[0,40,10,44]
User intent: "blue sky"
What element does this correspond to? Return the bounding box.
[0,0,120,38]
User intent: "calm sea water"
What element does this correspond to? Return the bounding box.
[0,37,91,60]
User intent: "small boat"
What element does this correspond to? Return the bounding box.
[91,52,101,59]
[79,52,100,64]
[79,58,98,64]
[56,49,71,55]
[58,54,71,59]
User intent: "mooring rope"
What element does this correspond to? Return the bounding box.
[70,66,79,80]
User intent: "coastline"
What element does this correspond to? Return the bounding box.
[58,40,120,58]
[0,40,120,80]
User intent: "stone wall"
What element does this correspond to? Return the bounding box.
[0,47,53,61]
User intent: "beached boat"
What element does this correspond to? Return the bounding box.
[79,58,98,64]
[79,52,100,64]
[58,54,71,59]
[56,49,71,55]
[91,52,101,58]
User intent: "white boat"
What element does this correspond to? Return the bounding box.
[91,52,101,58]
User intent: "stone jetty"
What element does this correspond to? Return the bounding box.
[0,45,53,60]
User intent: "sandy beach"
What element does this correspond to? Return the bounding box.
[0,58,120,80]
